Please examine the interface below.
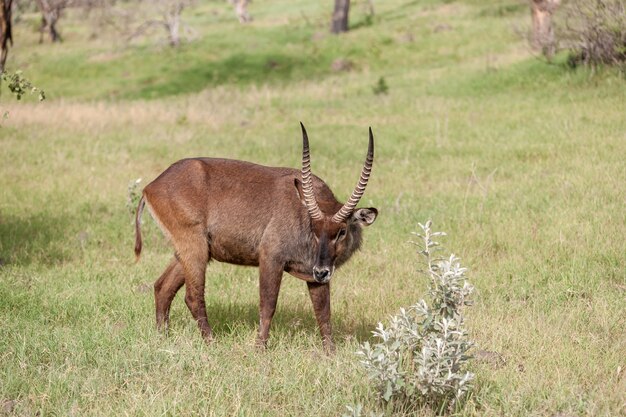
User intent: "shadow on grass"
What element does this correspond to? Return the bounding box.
[130,50,330,100]
[0,212,72,266]
[432,56,585,98]
[167,297,377,347]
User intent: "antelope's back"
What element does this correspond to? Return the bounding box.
[143,158,310,265]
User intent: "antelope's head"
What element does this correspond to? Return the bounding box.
[296,123,378,284]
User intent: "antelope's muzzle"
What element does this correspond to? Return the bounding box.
[313,266,332,283]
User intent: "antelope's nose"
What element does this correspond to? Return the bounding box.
[313,267,331,283]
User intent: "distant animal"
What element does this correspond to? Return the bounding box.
[134,123,378,352]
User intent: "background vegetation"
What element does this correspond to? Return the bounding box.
[1,0,625,415]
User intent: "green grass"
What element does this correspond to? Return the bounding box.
[1,0,625,415]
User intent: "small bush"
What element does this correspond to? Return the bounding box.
[560,0,626,69]
[372,77,389,95]
[126,178,142,224]
[356,220,474,412]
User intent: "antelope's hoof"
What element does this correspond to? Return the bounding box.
[255,338,268,351]
[323,342,336,356]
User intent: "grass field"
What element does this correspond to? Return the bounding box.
[1,0,625,415]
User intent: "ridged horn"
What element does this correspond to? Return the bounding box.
[332,127,374,223]
[300,122,324,221]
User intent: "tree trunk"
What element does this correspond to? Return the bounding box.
[168,17,179,47]
[0,0,12,73]
[36,0,63,43]
[234,0,251,23]
[330,0,350,34]
[366,0,375,17]
[47,11,62,42]
[165,3,182,47]
[530,0,560,59]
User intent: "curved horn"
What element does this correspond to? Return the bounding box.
[332,127,374,223]
[300,122,324,221]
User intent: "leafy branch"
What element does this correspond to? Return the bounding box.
[1,70,46,101]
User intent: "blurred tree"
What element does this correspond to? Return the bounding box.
[230,0,251,23]
[36,0,69,43]
[331,0,349,33]
[80,0,140,40]
[0,0,12,72]
[560,0,626,69]
[530,0,560,59]
[127,0,195,47]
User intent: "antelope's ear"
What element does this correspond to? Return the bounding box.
[294,178,306,206]
[352,207,378,227]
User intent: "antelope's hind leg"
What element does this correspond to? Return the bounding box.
[154,257,186,333]
[177,230,213,343]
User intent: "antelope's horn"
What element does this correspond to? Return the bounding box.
[332,127,374,223]
[300,122,324,221]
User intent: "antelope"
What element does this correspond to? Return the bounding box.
[134,123,378,352]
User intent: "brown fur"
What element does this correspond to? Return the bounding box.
[135,156,377,352]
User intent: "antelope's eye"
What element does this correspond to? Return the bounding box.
[336,228,347,241]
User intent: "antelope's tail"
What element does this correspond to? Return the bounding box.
[134,196,146,262]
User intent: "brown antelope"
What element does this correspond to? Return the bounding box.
[134,123,378,352]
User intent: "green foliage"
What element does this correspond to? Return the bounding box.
[1,70,46,101]
[372,76,388,95]
[560,0,626,69]
[356,221,474,411]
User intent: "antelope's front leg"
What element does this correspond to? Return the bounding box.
[307,281,335,354]
[256,261,283,349]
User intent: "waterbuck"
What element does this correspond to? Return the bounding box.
[134,123,378,352]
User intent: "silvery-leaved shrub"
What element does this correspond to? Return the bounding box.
[356,220,474,411]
